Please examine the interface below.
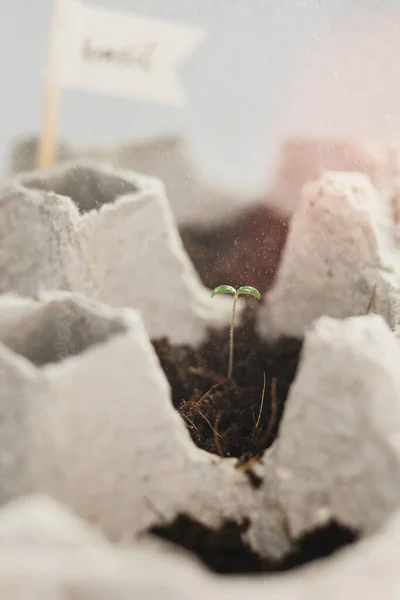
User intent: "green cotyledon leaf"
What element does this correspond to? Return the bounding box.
[211,285,237,298]
[236,286,261,300]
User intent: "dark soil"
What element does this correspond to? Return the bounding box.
[180,203,288,292]
[151,515,358,574]
[151,516,261,574]
[152,307,302,462]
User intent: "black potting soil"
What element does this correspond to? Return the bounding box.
[152,307,301,461]
[151,515,358,574]
[180,203,288,292]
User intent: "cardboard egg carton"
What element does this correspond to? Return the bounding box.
[9,134,252,227]
[0,296,398,596]
[3,136,400,595]
[1,160,235,345]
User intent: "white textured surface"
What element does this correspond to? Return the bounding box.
[258,171,400,341]
[0,494,399,599]
[10,135,252,226]
[0,291,288,559]
[4,137,400,594]
[0,185,96,297]
[274,315,400,539]
[4,160,234,344]
[1,292,400,563]
[0,495,108,547]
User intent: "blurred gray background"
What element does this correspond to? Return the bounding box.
[1,0,400,192]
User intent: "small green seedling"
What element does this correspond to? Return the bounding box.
[211,285,261,379]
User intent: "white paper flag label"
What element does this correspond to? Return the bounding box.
[48,0,206,106]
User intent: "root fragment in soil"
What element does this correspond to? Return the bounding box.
[152,308,302,461]
[151,515,358,574]
[180,203,288,293]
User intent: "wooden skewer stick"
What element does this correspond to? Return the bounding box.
[37,83,61,169]
[37,0,65,169]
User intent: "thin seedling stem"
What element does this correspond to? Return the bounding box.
[255,371,267,429]
[211,285,261,381]
[228,292,239,379]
